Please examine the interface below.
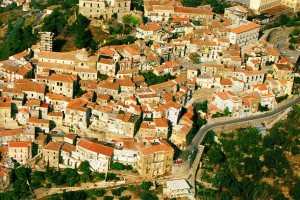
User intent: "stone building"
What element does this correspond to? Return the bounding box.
[79,0,131,19]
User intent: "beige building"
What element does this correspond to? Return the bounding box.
[0,102,11,124]
[0,166,11,188]
[136,138,174,178]
[79,0,131,19]
[272,63,294,81]
[48,74,77,98]
[8,141,32,165]
[43,141,62,168]
[224,6,248,24]
[144,1,213,23]
[28,117,50,133]
[47,111,63,126]
[64,98,91,131]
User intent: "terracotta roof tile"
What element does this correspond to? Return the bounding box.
[231,22,260,34]
[8,141,31,148]
[48,74,77,83]
[77,138,114,157]
[44,141,61,151]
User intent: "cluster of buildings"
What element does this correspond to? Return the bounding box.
[0,0,297,193]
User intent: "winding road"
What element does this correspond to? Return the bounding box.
[184,95,300,156]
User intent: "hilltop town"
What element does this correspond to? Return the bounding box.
[0,0,300,199]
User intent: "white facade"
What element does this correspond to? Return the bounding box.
[163,179,191,198]
[229,21,260,47]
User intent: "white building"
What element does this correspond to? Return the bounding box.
[73,138,114,172]
[229,20,261,47]
[113,138,138,166]
[163,101,182,126]
[163,179,191,198]
[212,91,243,117]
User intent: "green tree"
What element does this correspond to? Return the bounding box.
[140,181,152,190]
[122,15,140,27]
[61,0,79,10]
[74,29,92,49]
[104,196,114,200]
[279,14,291,25]
[111,187,126,196]
[289,37,298,44]
[197,117,207,127]
[207,147,224,164]
[41,9,67,35]
[79,161,92,174]
[62,190,87,200]
[290,179,300,199]
[92,172,106,180]
[88,189,106,197]
[243,157,263,175]
[140,193,158,200]
[71,14,91,31]
[13,167,32,199]
[194,100,208,113]
[64,168,80,187]
[258,103,269,112]
[182,0,202,7]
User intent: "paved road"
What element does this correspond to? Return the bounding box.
[184,96,300,155]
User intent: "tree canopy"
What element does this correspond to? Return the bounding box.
[139,71,176,86]
[41,9,67,35]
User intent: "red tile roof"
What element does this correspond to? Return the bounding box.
[9,141,31,148]
[44,141,61,151]
[77,138,114,157]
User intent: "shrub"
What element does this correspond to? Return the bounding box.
[140,181,152,190]
[106,172,120,181]
[93,172,106,181]
[291,145,300,155]
[111,187,126,196]
[103,196,114,200]
[89,189,106,197]
[289,37,298,44]
[289,44,295,50]
[120,196,131,200]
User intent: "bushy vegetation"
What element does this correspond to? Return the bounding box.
[103,36,136,46]
[262,13,300,31]
[139,71,176,86]
[258,103,269,112]
[212,107,231,118]
[275,94,288,103]
[0,3,18,14]
[111,162,133,170]
[0,22,37,60]
[30,0,78,11]
[198,105,300,199]
[111,187,126,196]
